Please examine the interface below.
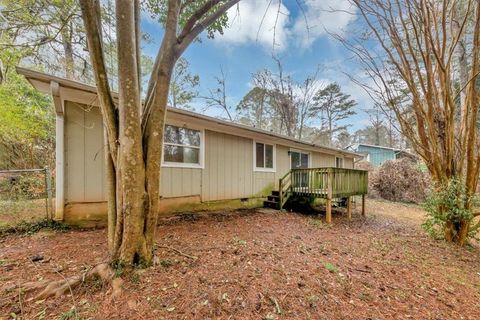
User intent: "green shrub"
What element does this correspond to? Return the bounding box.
[422,178,476,240]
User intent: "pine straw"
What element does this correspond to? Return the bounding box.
[1,200,480,319]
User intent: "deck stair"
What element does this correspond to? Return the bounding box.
[263,191,281,209]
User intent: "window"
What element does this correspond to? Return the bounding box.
[336,157,344,168]
[163,125,203,167]
[290,151,309,169]
[254,142,275,171]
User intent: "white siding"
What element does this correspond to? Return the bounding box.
[65,102,105,202]
[202,130,253,201]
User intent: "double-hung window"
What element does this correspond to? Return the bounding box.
[254,141,275,172]
[163,124,203,168]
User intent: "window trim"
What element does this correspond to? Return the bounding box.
[289,148,311,169]
[253,140,276,172]
[161,122,205,169]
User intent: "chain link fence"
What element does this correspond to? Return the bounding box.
[0,168,53,227]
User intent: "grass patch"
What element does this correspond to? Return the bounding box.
[0,218,70,237]
[324,262,338,273]
[59,307,80,320]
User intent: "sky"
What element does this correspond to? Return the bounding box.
[141,0,373,132]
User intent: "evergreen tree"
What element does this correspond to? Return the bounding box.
[312,83,357,145]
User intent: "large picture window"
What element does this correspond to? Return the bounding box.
[163,125,202,167]
[254,141,275,172]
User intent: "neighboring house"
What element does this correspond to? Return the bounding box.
[348,143,417,167]
[18,67,362,226]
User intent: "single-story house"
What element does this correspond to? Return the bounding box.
[18,67,362,226]
[348,143,417,167]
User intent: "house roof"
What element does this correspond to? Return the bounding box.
[16,66,362,158]
[351,143,417,158]
[352,143,401,151]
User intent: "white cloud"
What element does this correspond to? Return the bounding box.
[218,0,290,50]
[292,0,357,48]
[216,0,356,51]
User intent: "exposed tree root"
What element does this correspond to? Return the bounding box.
[23,263,123,301]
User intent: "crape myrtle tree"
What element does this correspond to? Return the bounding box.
[78,0,241,267]
[25,0,250,300]
[340,0,480,245]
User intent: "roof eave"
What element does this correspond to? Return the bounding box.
[16,66,363,158]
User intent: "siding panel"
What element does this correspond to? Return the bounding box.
[65,102,104,202]
[275,145,290,188]
[202,130,253,201]
[160,168,201,198]
[344,157,354,169]
[65,102,85,202]
[84,107,104,201]
[312,152,336,167]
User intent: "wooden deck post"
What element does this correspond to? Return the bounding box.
[326,168,333,224]
[326,198,332,224]
[361,194,366,216]
[346,196,352,220]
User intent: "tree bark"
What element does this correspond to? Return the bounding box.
[110,0,150,264]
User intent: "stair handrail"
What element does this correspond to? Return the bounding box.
[278,170,292,209]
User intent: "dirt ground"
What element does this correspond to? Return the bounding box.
[1,199,480,319]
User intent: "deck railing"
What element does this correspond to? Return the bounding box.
[280,167,368,201]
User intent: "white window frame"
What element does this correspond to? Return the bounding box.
[253,140,276,172]
[289,148,311,169]
[335,156,344,168]
[161,122,205,169]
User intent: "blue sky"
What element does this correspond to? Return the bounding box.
[141,0,373,132]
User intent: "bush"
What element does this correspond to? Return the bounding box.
[0,173,45,200]
[355,160,375,172]
[422,178,479,240]
[369,158,430,203]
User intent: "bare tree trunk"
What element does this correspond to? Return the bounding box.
[110,0,148,263]
[61,28,75,79]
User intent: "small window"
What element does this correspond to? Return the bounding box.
[336,157,344,168]
[163,125,202,167]
[254,142,275,171]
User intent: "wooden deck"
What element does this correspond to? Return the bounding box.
[269,167,368,223]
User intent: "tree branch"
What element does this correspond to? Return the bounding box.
[176,0,240,56]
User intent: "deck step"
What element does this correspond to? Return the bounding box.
[263,200,280,209]
[271,190,280,196]
[267,195,280,201]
